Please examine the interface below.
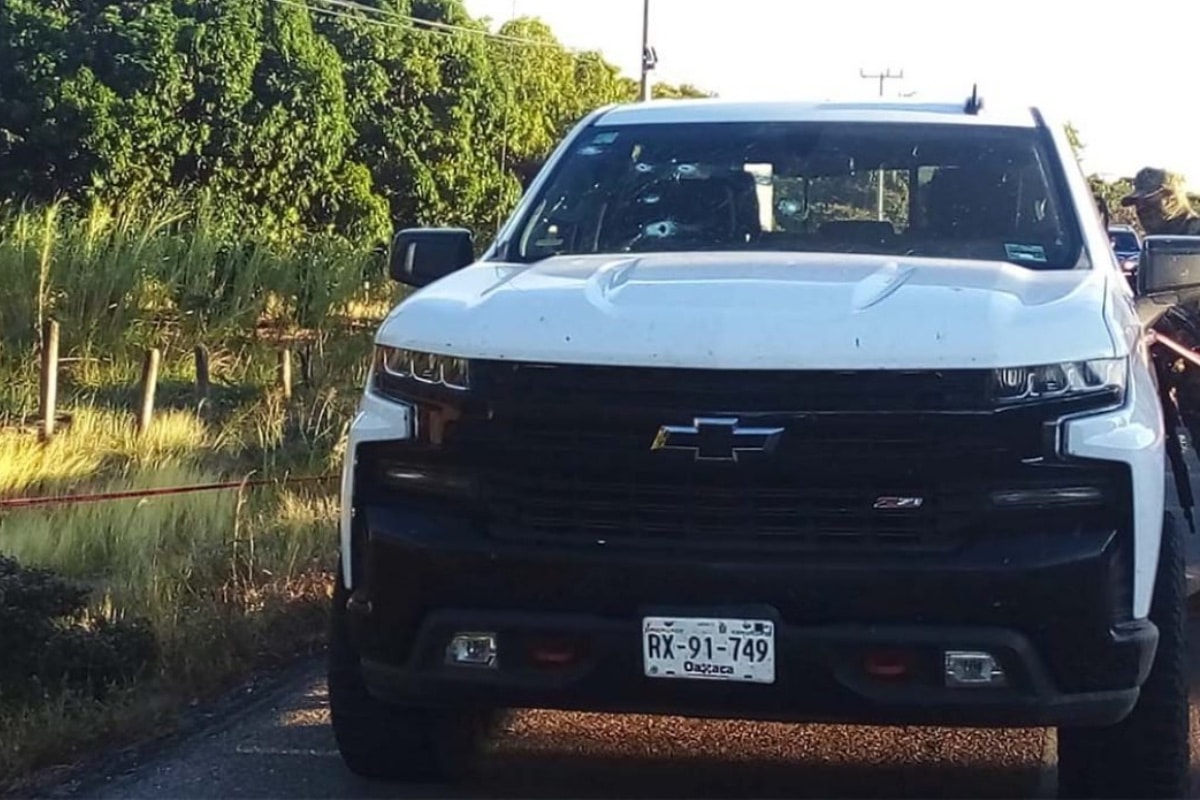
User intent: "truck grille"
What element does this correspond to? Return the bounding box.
[444,362,1089,554]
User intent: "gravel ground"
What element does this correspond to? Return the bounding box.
[60,666,1056,800]
[40,612,1200,800]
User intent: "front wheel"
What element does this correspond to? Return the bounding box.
[327,561,495,783]
[1056,513,1190,799]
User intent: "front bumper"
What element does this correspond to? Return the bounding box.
[345,504,1157,729]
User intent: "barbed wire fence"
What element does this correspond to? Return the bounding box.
[5,317,344,513]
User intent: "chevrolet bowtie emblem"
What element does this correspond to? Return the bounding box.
[651,417,784,462]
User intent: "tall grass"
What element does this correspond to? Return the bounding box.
[0,195,399,357]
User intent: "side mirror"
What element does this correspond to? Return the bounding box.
[1138,236,1200,297]
[1135,235,1200,327]
[388,228,474,288]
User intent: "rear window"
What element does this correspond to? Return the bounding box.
[1109,230,1140,252]
[511,120,1083,270]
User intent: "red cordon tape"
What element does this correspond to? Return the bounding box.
[1148,330,1200,370]
[0,474,337,510]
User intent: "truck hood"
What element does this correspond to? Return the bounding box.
[377,252,1119,370]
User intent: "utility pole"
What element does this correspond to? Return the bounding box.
[640,0,656,102]
[860,67,904,220]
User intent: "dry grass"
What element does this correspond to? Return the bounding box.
[0,408,211,497]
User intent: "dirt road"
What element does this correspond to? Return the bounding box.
[42,616,1200,800]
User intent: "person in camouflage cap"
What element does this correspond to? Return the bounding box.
[1120,167,1200,235]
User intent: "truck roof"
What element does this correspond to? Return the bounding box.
[595,97,1040,129]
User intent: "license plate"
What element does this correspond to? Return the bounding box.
[642,616,775,684]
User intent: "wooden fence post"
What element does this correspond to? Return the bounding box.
[39,319,59,443]
[277,347,292,400]
[137,348,160,434]
[194,345,210,405]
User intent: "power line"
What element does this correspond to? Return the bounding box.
[275,0,410,31]
[275,0,607,76]
[273,0,609,77]
[306,0,577,50]
[272,0,624,79]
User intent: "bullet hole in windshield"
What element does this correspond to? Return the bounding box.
[643,220,678,238]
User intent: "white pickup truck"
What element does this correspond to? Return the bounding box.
[329,94,1199,798]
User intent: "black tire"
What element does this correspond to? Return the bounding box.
[1056,513,1190,799]
[327,561,494,783]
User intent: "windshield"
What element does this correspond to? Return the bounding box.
[1109,230,1140,253]
[510,121,1083,270]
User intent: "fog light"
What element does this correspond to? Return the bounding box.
[446,633,498,668]
[944,650,1006,687]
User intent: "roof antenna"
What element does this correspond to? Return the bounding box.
[964,84,983,115]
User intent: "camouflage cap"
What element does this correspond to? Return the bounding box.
[1120,167,1184,206]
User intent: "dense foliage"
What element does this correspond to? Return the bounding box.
[0,0,709,245]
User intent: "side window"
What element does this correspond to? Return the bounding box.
[881,169,911,230]
[519,146,621,260]
[520,196,566,260]
[908,152,1069,258]
[772,177,809,233]
[911,166,939,229]
[805,168,911,231]
[808,173,876,226]
[913,163,1014,239]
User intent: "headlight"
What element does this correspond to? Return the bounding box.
[991,358,1126,406]
[374,346,469,391]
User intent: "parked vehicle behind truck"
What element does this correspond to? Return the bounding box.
[330,95,1197,798]
[1110,223,1143,290]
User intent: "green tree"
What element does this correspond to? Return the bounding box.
[651,82,714,99]
[0,0,714,243]
[1091,175,1139,228]
[1064,122,1085,164]
[0,0,96,198]
[314,0,515,236]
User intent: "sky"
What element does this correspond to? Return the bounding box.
[464,0,1200,190]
